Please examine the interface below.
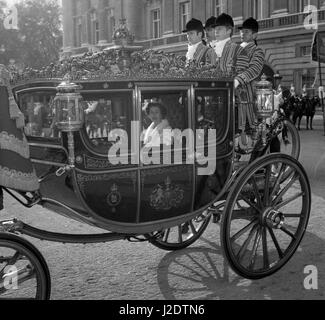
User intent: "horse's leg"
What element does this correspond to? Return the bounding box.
[298,115,303,131]
[306,116,309,130]
[311,115,314,130]
[292,114,296,126]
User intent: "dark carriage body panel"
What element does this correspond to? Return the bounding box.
[12,77,235,234]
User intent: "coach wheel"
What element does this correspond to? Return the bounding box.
[149,210,211,251]
[221,154,310,279]
[0,233,51,300]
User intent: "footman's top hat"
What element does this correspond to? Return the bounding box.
[182,18,204,33]
[204,16,217,29]
[212,13,234,28]
[239,17,259,33]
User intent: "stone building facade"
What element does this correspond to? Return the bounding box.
[62,0,325,93]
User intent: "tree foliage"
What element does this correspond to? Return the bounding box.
[0,0,62,68]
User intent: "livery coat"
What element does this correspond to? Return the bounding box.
[237,42,265,105]
[217,40,265,130]
[0,65,39,195]
[187,42,217,67]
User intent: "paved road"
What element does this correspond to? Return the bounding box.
[1,118,325,300]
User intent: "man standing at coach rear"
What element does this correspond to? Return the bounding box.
[238,17,265,109]
[183,18,217,67]
[212,13,258,148]
[204,16,218,49]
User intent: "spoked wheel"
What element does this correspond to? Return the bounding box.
[149,210,211,251]
[221,154,310,279]
[0,233,51,300]
[270,120,300,160]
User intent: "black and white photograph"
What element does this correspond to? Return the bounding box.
[0,0,325,307]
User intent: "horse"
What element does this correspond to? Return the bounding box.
[281,96,294,121]
[306,96,320,130]
[291,96,305,130]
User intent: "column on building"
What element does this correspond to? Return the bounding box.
[163,0,174,36]
[232,0,243,25]
[123,0,144,41]
[98,0,108,45]
[271,0,289,16]
[62,0,74,51]
[81,0,90,47]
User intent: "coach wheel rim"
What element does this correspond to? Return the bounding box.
[0,233,51,300]
[221,154,310,279]
[149,211,211,251]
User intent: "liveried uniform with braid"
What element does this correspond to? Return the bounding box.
[0,64,39,209]
[216,40,257,131]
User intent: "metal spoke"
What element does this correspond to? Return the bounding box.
[237,224,259,263]
[262,227,269,269]
[284,214,302,218]
[239,192,262,214]
[232,208,257,220]
[267,227,284,259]
[273,173,299,207]
[248,226,262,270]
[269,163,286,200]
[189,221,198,235]
[163,228,170,243]
[280,226,297,240]
[250,176,263,209]
[0,267,35,291]
[231,219,258,243]
[0,251,20,277]
[178,226,183,244]
[274,192,304,210]
[264,164,272,206]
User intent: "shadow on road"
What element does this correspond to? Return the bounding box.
[156,231,325,300]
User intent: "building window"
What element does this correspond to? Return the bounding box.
[301,45,311,57]
[214,0,223,16]
[152,9,161,39]
[180,2,190,33]
[302,69,316,91]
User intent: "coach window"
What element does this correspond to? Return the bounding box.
[18,91,57,139]
[140,90,190,165]
[82,91,133,154]
[195,89,229,145]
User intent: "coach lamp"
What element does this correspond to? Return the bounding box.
[255,74,274,146]
[53,80,85,168]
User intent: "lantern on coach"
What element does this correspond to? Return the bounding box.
[255,74,274,119]
[53,81,84,132]
[53,80,85,167]
[254,74,274,146]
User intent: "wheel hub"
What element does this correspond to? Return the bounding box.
[263,208,285,229]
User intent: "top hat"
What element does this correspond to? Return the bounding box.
[182,18,204,33]
[204,16,217,29]
[212,13,234,28]
[238,17,259,33]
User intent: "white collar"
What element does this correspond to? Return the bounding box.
[209,40,219,49]
[241,42,249,48]
[213,38,230,57]
[186,42,201,61]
